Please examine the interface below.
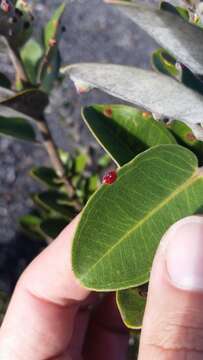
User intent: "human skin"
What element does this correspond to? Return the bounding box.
[1,215,203,359]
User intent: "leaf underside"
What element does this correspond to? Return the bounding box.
[114,1,203,75]
[72,145,203,291]
[64,63,203,125]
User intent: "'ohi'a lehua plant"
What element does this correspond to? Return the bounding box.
[62,0,203,330]
[2,0,203,334]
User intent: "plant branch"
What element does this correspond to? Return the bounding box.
[36,117,76,199]
[8,46,27,84]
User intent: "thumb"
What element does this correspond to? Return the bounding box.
[139,216,203,360]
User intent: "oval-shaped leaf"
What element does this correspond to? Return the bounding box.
[30,167,62,188]
[110,1,203,74]
[152,48,179,78]
[0,115,36,142]
[1,89,49,120]
[117,285,147,329]
[168,120,203,165]
[152,48,203,96]
[40,3,65,92]
[20,38,43,84]
[20,213,43,240]
[41,49,61,93]
[72,145,203,290]
[43,3,66,51]
[82,105,176,166]
[64,63,203,125]
[34,190,76,219]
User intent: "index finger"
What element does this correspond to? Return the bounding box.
[0,216,90,359]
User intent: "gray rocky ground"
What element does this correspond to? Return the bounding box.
[0,0,157,291]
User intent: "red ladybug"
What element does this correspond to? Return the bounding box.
[102,171,117,185]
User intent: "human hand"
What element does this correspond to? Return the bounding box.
[1,215,203,359]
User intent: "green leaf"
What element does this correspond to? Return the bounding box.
[0,89,49,120]
[87,174,99,193]
[168,120,203,166]
[0,115,36,142]
[34,190,76,219]
[98,154,112,168]
[40,217,67,239]
[72,145,203,290]
[43,3,66,51]
[30,167,62,188]
[82,105,176,166]
[152,48,179,78]
[64,63,203,125]
[74,153,88,173]
[152,49,203,96]
[40,3,65,92]
[41,49,61,93]
[20,214,43,240]
[160,1,190,21]
[110,1,203,74]
[117,285,147,329]
[20,39,43,84]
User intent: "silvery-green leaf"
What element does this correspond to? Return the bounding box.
[0,87,14,102]
[109,1,203,74]
[63,63,203,125]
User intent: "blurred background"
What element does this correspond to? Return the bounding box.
[0,0,157,292]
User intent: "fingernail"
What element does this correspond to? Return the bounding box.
[165,216,203,292]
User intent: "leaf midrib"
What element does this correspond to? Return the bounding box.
[80,169,200,281]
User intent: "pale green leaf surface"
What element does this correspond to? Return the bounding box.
[72,145,203,290]
[20,39,43,84]
[112,1,203,74]
[82,105,176,166]
[64,63,203,125]
[117,285,147,329]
